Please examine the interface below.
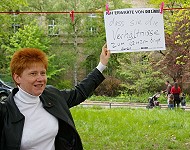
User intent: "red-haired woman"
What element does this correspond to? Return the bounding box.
[0,44,110,150]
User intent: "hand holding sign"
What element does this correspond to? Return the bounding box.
[100,43,110,66]
[104,8,166,53]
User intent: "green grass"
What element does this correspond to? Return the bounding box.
[71,107,190,150]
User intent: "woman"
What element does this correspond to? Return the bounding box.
[170,82,181,108]
[0,44,110,150]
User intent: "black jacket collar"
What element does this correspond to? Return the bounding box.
[7,88,24,123]
[7,87,75,128]
[6,88,55,123]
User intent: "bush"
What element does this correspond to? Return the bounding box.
[94,76,123,97]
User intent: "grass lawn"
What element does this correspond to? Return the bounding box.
[71,106,190,150]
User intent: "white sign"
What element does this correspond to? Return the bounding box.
[104,8,166,53]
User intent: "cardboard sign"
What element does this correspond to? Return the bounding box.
[104,8,166,53]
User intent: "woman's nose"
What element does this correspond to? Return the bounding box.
[36,74,45,81]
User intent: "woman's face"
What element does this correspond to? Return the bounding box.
[13,62,47,96]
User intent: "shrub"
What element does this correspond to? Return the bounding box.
[94,76,123,97]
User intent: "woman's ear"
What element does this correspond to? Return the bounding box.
[13,73,20,85]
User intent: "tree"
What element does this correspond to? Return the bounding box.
[0,0,27,80]
[157,9,190,87]
[3,21,64,82]
[148,1,190,91]
[116,52,164,94]
[23,0,131,88]
[23,0,111,86]
[83,0,131,75]
[154,10,190,83]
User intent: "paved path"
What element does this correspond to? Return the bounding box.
[80,100,190,110]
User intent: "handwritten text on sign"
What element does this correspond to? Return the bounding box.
[104,8,166,53]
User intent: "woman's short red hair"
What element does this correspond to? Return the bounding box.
[10,48,48,77]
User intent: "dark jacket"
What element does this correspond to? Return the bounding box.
[0,68,105,150]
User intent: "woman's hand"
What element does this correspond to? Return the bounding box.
[100,43,110,66]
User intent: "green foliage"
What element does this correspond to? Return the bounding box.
[4,20,50,61]
[83,0,131,76]
[3,20,65,83]
[46,54,65,80]
[8,22,49,52]
[56,79,72,89]
[116,52,164,94]
[71,107,190,149]
[146,0,190,91]
[0,0,27,11]
[173,10,190,49]
[155,8,190,84]
[0,0,27,77]
[1,0,190,93]
[148,0,190,7]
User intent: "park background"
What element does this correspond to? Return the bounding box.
[0,0,190,149]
